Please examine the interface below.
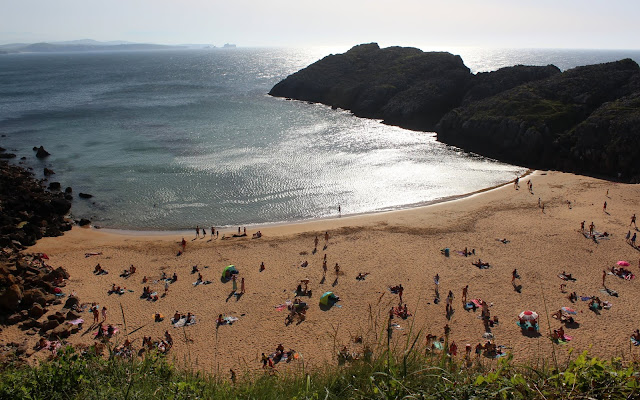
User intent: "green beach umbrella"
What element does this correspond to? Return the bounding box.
[320,291,334,306]
[222,265,238,279]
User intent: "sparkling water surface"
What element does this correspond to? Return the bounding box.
[1,47,638,230]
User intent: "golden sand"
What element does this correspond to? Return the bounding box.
[7,171,640,372]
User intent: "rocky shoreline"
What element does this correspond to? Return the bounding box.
[0,155,84,363]
[270,43,640,182]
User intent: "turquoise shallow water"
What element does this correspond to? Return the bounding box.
[1,47,638,230]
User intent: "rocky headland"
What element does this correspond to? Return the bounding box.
[269,43,640,181]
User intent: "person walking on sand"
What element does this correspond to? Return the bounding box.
[240,277,245,294]
[101,306,107,322]
[589,222,595,236]
[632,232,637,247]
[314,235,319,249]
[181,237,186,252]
[631,214,637,228]
[602,270,607,287]
[211,227,215,239]
[335,263,340,276]
[462,285,468,304]
[322,259,327,277]
[202,227,206,238]
[626,230,631,243]
[603,201,607,212]
[514,177,519,189]
[232,275,237,293]
[195,226,200,239]
[434,274,440,286]
[580,221,585,232]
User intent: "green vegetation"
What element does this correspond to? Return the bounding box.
[1,342,638,399]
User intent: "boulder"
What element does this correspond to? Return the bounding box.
[63,295,79,309]
[40,319,60,332]
[22,288,51,306]
[35,146,50,158]
[20,318,42,329]
[48,182,61,191]
[65,310,81,320]
[49,323,71,338]
[78,193,93,199]
[47,312,65,323]
[64,187,72,194]
[43,168,55,176]
[78,218,91,227]
[6,312,24,324]
[50,198,71,215]
[0,283,23,310]
[29,303,45,319]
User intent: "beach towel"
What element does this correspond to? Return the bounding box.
[433,341,444,350]
[224,316,239,324]
[580,296,592,301]
[603,301,612,309]
[600,288,619,297]
[173,315,196,328]
[471,299,484,307]
[192,280,212,286]
[93,326,119,337]
[68,318,84,326]
[464,302,477,310]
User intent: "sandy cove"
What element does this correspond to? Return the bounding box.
[6,171,640,373]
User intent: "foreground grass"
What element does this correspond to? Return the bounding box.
[1,344,639,399]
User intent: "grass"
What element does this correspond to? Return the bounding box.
[1,326,640,399]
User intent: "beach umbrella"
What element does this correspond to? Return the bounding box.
[221,265,238,279]
[561,307,577,315]
[617,261,630,267]
[518,310,538,321]
[319,291,334,306]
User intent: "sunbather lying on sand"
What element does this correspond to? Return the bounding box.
[356,272,370,280]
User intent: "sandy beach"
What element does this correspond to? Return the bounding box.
[7,170,640,373]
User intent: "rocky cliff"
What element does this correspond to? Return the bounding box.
[270,44,640,181]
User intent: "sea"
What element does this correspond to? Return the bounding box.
[1,47,639,231]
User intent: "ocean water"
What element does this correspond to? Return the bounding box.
[1,47,638,230]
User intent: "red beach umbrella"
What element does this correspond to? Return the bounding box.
[617,261,630,267]
[518,310,538,321]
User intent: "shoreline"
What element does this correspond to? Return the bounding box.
[93,169,536,237]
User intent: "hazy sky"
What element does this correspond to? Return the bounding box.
[2,0,639,49]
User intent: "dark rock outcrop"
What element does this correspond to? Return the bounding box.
[270,43,473,130]
[271,44,640,181]
[437,59,640,180]
[35,146,50,158]
[78,192,93,199]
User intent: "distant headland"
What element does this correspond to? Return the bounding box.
[270,43,640,182]
[0,39,237,54]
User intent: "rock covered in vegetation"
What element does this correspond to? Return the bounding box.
[271,43,640,181]
[437,59,640,180]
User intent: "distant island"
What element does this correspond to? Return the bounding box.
[270,43,640,182]
[0,39,231,54]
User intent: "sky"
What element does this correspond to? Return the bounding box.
[1,0,639,49]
